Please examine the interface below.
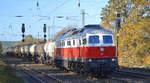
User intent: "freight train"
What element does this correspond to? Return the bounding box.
[7,24,118,77]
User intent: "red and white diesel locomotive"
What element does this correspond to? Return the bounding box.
[8,24,118,77]
[54,25,118,76]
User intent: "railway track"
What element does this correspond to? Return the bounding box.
[11,63,150,83]
[2,56,150,83]
[13,64,64,83]
[4,56,64,83]
[19,65,136,83]
[19,67,45,83]
[115,69,150,79]
[22,66,63,83]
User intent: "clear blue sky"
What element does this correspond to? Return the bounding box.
[0,0,108,41]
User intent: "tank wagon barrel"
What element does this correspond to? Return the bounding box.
[44,41,55,64]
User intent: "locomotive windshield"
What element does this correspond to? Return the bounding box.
[88,35,100,44]
[103,35,113,44]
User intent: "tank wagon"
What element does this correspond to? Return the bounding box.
[15,44,31,60]
[33,42,46,63]
[44,41,55,64]
[29,44,36,61]
[13,46,21,56]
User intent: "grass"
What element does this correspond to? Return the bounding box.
[0,61,24,83]
[144,64,150,67]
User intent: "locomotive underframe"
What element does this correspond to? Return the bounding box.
[54,57,118,76]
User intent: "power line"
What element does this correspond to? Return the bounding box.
[48,0,71,15]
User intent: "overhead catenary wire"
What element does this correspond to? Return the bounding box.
[48,0,71,15]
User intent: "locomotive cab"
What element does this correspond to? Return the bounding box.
[85,33,118,76]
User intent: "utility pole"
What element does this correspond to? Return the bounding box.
[37,32,39,41]
[48,26,50,40]
[81,10,86,27]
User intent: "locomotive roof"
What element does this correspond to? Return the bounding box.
[56,24,113,41]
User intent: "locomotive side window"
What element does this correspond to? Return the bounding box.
[88,35,100,44]
[62,41,65,46]
[79,39,81,45]
[103,35,113,44]
[73,40,75,45]
[83,38,86,45]
[67,41,71,46]
[61,42,63,46]
[60,42,62,46]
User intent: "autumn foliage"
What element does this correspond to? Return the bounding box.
[101,0,150,66]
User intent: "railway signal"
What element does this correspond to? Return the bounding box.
[43,24,47,42]
[115,12,121,57]
[22,23,25,33]
[22,38,25,42]
[116,13,121,30]
[78,0,80,8]
[21,23,25,42]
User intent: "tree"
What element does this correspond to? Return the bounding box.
[15,35,39,46]
[101,0,150,66]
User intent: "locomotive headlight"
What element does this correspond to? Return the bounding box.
[100,48,104,51]
[89,59,92,62]
[112,58,116,61]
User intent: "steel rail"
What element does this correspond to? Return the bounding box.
[23,66,64,83]
[115,70,150,79]
[20,68,45,83]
